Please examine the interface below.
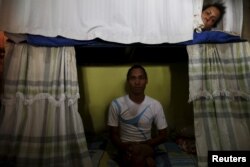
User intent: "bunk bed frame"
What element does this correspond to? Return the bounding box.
[75,43,188,65]
[74,41,197,167]
[5,32,245,167]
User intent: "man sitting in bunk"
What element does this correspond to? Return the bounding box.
[107,64,169,167]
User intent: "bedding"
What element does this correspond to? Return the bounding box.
[26,35,124,47]
[180,30,245,45]
[87,137,197,167]
[24,30,244,47]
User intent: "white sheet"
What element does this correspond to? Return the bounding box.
[0,0,200,44]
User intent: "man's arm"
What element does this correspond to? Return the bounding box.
[142,128,168,147]
[109,126,168,149]
[108,126,131,152]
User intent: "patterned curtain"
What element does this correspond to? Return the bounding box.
[187,42,250,167]
[0,42,93,167]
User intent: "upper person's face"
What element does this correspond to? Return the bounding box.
[127,68,148,95]
[201,6,221,30]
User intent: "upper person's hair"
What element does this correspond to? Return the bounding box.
[202,2,226,28]
[126,64,148,81]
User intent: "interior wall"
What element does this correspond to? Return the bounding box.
[0,32,6,99]
[77,64,193,135]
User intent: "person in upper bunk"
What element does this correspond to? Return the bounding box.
[107,64,168,167]
[201,2,226,31]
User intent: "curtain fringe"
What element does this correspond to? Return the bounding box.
[1,92,80,107]
[189,90,250,102]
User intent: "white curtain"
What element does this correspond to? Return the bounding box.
[0,0,202,44]
[0,43,93,167]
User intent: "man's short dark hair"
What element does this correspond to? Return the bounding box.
[202,2,226,27]
[127,64,148,81]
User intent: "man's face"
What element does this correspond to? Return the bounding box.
[127,68,148,95]
[201,6,221,29]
